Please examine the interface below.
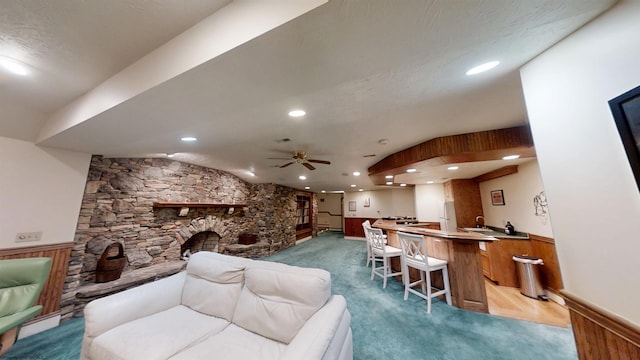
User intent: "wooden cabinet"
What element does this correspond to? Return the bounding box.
[481,239,532,288]
[295,193,314,240]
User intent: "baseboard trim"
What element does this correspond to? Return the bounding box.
[343,236,365,241]
[296,236,312,245]
[19,313,61,339]
[561,290,640,359]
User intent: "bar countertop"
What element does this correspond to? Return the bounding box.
[372,219,498,242]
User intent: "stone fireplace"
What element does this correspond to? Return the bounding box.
[61,156,311,320]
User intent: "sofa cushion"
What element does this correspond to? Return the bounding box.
[90,305,229,360]
[168,323,287,360]
[232,261,331,344]
[182,252,247,321]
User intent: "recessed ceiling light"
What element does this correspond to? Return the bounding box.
[321,190,326,193]
[166,153,175,158]
[350,184,356,187]
[359,189,364,192]
[304,186,310,190]
[299,175,306,180]
[378,138,389,145]
[181,137,197,142]
[427,180,435,184]
[288,110,306,118]
[448,166,459,170]
[353,171,361,176]
[0,56,29,76]
[385,175,393,179]
[502,155,520,160]
[386,182,393,185]
[466,61,500,76]
[400,183,407,187]
[406,168,417,173]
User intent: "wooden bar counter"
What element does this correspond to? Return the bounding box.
[372,219,496,313]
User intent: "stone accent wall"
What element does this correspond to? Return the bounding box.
[62,156,300,320]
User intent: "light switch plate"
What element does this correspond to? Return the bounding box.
[16,232,42,242]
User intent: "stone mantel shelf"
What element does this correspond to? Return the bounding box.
[153,202,247,208]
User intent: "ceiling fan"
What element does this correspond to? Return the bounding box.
[269,151,331,170]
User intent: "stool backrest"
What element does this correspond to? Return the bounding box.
[368,227,387,252]
[397,231,431,271]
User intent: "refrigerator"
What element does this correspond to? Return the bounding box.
[439,201,458,232]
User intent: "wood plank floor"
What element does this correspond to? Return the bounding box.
[485,279,571,327]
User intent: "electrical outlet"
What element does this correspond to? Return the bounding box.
[15,232,42,243]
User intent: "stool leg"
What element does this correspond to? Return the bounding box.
[442,267,452,306]
[426,269,433,314]
[382,257,388,288]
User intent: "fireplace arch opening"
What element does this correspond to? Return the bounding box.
[181,231,220,259]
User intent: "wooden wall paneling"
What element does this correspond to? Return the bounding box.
[562,291,640,359]
[367,125,535,184]
[473,165,519,183]
[344,217,379,237]
[0,243,72,320]
[449,179,483,228]
[529,234,564,294]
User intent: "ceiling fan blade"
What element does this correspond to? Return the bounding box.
[268,157,293,160]
[307,159,331,165]
[302,162,316,170]
[280,162,295,168]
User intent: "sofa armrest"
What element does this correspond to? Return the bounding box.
[83,271,186,338]
[281,295,352,360]
[0,306,42,334]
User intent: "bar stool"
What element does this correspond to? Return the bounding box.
[369,227,402,288]
[397,231,452,314]
[362,220,387,267]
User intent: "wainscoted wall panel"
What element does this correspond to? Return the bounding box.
[0,243,72,321]
[529,234,563,294]
[563,291,640,360]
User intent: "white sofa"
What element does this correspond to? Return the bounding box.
[81,251,352,360]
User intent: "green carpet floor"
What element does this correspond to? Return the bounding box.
[5,231,577,359]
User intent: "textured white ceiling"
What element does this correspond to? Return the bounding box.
[0,0,617,192]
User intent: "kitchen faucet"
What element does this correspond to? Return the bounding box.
[475,215,485,228]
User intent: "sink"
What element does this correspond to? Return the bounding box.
[462,227,492,232]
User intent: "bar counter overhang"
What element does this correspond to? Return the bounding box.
[372,219,497,313]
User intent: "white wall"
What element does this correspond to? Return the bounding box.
[520,0,640,325]
[317,193,343,230]
[479,160,554,237]
[0,136,91,248]
[414,183,445,222]
[343,188,415,218]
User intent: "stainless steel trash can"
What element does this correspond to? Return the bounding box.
[512,255,545,300]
